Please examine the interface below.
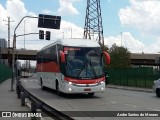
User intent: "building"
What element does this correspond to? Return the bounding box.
[0,38,7,64]
[0,38,7,48]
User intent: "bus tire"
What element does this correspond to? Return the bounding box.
[40,78,45,90]
[88,93,95,96]
[156,89,160,98]
[56,81,62,96]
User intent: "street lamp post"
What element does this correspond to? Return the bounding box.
[11,15,59,91]
[62,32,64,39]
[121,32,123,47]
[11,16,38,91]
[70,27,72,38]
[24,20,26,49]
[11,34,16,91]
[24,20,26,77]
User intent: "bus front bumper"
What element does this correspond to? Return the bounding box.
[62,82,106,94]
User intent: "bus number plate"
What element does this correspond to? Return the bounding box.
[84,88,91,91]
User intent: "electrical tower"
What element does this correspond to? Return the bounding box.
[84,0,104,47]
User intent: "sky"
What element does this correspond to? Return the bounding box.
[0,0,160,54]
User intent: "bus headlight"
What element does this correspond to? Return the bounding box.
[100,81,104,84]
[69,82,72,85]
[69,88,72,91]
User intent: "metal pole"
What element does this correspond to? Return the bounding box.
[24,20,26,49]
[8,17,11,67]
[12,16,38,81]
[11,34,16,91]
[70,27,72,38]
[8,17,10,48]
[62,32,64,39]
[3,17,14,66]
[24,20,26,77]
[11,15,53,90]
[121,32,122,47]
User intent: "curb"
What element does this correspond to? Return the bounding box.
[106,85,153,93]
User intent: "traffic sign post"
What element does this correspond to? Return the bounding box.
[11,14,61,91]
[38,14,61,29]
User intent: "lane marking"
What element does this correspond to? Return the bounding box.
[110,101,117,104]
[124,104,137,108]
[147,107,160,111]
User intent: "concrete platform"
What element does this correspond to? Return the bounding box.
[0,79,30,120]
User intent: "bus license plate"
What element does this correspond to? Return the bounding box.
[84,88,91,91]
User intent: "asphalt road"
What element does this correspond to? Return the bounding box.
[20,76,160,120]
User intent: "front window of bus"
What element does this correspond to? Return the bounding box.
[64,47,103,79]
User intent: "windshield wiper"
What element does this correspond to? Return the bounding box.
[77,64,86,78]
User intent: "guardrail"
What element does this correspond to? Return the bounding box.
[16,78,74,120]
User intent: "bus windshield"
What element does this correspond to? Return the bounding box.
[64,47,104,79]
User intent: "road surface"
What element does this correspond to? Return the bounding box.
[20,77,160,120]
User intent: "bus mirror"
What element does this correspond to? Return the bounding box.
[102,51,110,64]
[60,51,65,62]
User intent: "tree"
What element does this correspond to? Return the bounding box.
[108,44,131,68]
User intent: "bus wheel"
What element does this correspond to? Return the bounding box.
[40,78,45,90]
[56,81,62,96]
[156,89,160,98]
[88,93,95,96]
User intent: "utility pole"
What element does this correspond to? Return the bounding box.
[3,17,14,67]
[3,16,15,48]
[84,0,104,47]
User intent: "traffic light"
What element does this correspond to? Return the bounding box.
[46,31,50,40]
[39,30,44,39]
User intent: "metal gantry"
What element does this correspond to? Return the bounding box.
[84,0,104,47]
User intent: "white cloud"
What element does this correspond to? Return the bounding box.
[105,32,160,53]
[105,32,145,53]
[42,9,52,14]
[6,0,28,21]
[0,0,83,50]
[119,0,160,37]
[58,0,79,15]
[2,0,159,54]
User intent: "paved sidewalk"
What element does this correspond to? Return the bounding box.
[0,79,30,120]
[107,84,153,93]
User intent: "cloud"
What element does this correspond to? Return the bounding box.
[42,9,52,14]
[105,32,145,53]
[0,0,83,50]
[119,0,160,37]
[1,0,159,54]
[58,0,79,15]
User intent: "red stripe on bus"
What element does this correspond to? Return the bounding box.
[64,77,105,84]
[36,62,60,73]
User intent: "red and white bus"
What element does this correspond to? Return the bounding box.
[36,38,110,96]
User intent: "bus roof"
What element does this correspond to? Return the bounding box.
[40,38,100,51]
[56,38,100,47]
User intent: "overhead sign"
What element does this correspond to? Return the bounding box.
[38,14,61,29]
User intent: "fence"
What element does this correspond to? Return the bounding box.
[107,67,160,88]
[0,63,12,83]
